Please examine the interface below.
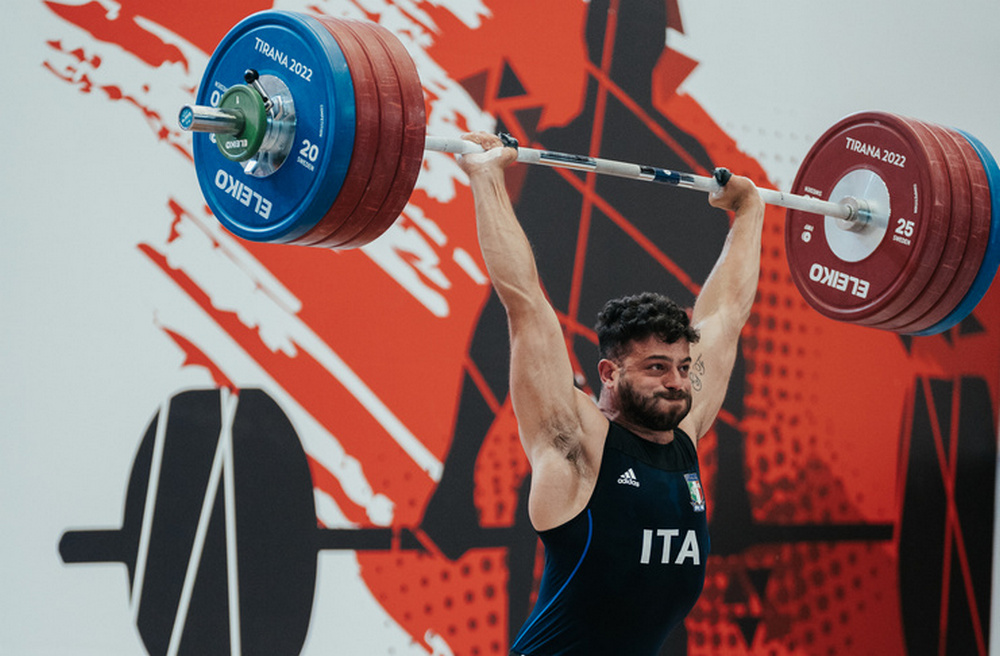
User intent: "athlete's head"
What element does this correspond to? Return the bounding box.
[596,293,699,431]
[596,292,699,360]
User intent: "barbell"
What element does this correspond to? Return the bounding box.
[178,10,1000,335]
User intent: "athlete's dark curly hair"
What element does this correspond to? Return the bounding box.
[595,292,700,361]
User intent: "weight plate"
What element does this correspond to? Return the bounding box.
[843,115,952,326]
[193,10,357,243]
[308,18,405,249]
[893,124,988,333]
[785,112,951,324]
[332,18,427,249]
[910,128,1000,335]
[902,126,993,332]
[293,16,383,246]
[874,120,971,331]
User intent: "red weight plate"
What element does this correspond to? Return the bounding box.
[873,119,970,331]
[333,18,427,249]
[293,16,382,246]
[309,17,405,249]
[894,125,993,333]
[841,115,952,326]
[785,112,952,324]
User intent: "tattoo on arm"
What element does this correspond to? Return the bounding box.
[691,354,705,392]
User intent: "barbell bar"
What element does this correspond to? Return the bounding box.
[182,97,865,224]
[426,135,868,223]
[178,10,1000,335]
[183,100,871,231]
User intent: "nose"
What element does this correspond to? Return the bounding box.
[660,367,683,388]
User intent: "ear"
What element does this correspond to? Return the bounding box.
[597,358,618,387]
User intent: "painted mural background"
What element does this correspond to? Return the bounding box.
[3,0,1000,654]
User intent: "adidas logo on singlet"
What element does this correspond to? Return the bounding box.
[617,468,640,487]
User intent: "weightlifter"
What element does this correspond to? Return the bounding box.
[457,132,765,655]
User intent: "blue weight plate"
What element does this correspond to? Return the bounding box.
[193,10,356,243]
[911,129,1000,335]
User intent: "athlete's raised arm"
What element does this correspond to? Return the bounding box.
[458,132,607,530]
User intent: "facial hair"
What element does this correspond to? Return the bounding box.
[617,378,692,432]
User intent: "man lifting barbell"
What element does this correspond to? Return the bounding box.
[456,131,765,655]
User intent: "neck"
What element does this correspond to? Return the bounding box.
[597,393,676,444]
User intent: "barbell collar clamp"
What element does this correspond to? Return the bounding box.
[244,68,274,114]
[181,74,296,175]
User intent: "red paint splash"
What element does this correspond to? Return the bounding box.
[44,0,274,63]
[159,325,236,391]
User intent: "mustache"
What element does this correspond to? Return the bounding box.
[656,390,691,401]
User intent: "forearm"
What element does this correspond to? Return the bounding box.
[469,169,545,312]
[692,195,765,328]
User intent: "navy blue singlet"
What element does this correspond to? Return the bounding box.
[510,422,709,656]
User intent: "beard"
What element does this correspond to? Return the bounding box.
[617,378,692,432]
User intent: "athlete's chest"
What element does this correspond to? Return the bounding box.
[587,447,709,568]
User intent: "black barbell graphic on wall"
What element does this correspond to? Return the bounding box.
[59,388,437,656]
